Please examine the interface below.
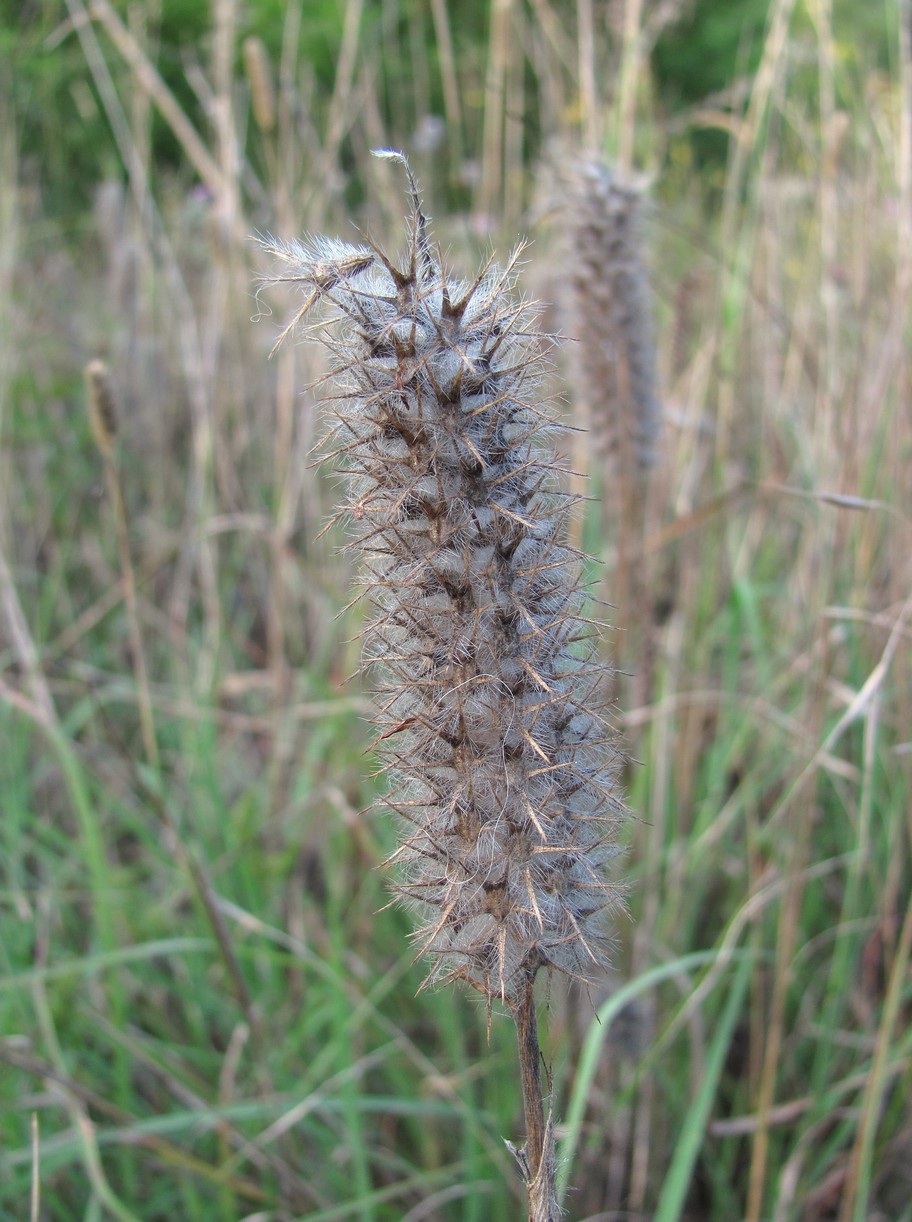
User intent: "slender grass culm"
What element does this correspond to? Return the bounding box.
[258,152,628,1220]
[84,359,159,774]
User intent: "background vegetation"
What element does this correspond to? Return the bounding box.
[1,1,909,1219]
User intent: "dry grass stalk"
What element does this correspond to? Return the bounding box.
[84,358,159,772]
[259,152,627,1219]
[0,542,57,730]
[81,0,225,206]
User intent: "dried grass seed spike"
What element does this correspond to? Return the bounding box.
[85,358,118,459]
[563,157,661,472]
[260,160,627,1004]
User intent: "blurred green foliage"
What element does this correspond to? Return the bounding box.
[652,0,771,168]
[0,0,893,214]
[3,0,351,211]
[653,0,771,109]
[653,0,892,162]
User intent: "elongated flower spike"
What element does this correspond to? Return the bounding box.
[258,152,631,1220]
[258,151,627,1010]
[562,157,661,475]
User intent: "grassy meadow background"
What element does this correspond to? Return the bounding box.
[1,1,910,1218]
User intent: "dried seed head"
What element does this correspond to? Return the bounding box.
[259,154,627,1002]
[560,158,661,473]
[85,358,117,459]
[242,36,276,134]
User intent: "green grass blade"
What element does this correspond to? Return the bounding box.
[653,954,751,1222]
[0,939,212,994]
[557,949,741,1205]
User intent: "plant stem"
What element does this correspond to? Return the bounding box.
[512,971,560,1222]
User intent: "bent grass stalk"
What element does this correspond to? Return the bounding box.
[259,152,627,1219]
[84,359,159,772]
